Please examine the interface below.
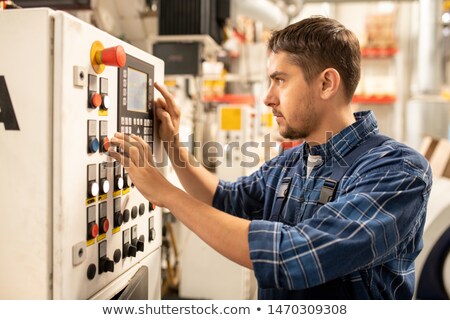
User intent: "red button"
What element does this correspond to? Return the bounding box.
[97,46,126,67]
[90,93,102,108]
[102,218,110,234]
[89,223,99,239]
[102,137,110,152]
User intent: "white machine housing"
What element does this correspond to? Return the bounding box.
[0,8,164,299]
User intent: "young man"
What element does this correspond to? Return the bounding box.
[109,16,432,299]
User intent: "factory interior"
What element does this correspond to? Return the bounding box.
[0,0,450,300]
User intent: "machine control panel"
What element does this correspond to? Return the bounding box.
[0,9,164,299]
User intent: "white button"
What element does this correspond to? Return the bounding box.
[116,177,124,190]
[89,181,99,197]
[101,179,110,194]
[102,95,111,109]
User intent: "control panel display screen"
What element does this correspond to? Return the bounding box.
[127,68,147,113]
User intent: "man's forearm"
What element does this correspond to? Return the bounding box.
[165,136,219,205]
[164,185,252,269]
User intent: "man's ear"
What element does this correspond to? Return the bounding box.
[319,68,340,100]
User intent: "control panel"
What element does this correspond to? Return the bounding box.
[0,9,164,299]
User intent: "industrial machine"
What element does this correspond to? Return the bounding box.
[0,8,164,299]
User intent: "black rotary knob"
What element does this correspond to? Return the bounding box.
[131,206,138,219]
[113,249,122,263]
[114,212,123,228]
[123,209,130,223]
[100,257,114,273]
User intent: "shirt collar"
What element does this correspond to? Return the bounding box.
[304,110,379,159]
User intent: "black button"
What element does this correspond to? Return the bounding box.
[123,209,130,223]
[113,249,122,263]
[139,203,145,216]
[131,206,138,219]
[87,264,96,280]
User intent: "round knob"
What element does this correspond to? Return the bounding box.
[139,203,145,216]
[113,249,122,263]
[100,178,110,194]
[131,206,138,219]
[88,181,99,197]
[114,212,123,228]
[95,45,126,68]
[115,176,124,190]
[89,92,102,108]
[87,222,99,239]
[87,264,96,280]
[88,137,99,153]
[101,94,110,110]
[99,217,109,234]
[102,137,110,153]
[123,209,130,223]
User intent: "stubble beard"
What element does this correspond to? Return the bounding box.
[279,99,316,140]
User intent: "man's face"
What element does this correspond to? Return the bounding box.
[263,51,320,141]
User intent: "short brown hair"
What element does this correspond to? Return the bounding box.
[268,16,361,102]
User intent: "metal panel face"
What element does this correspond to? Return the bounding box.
[0,8,54,300]
[0,8,164,299]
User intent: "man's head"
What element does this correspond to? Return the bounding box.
[267,16,361,102]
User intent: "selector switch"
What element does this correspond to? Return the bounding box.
[123,242,137,258]
[122,228,137,258]
[98,240,114,274]
[99,256,114,273]
[132,235,145,252]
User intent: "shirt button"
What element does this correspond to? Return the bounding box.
[299,196,305,202]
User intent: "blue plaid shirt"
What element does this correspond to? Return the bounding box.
[212,111,432,299]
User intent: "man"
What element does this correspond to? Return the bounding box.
[109,16,432,299]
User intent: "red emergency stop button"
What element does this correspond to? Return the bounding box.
[90,40,127,74]
[97,46,126,68]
